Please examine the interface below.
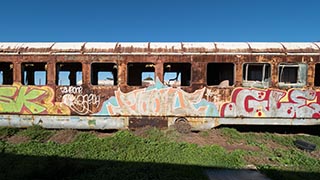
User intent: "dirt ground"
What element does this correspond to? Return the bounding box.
[48,129,79,144]
[177,130,260,152]
[7,135,30,144]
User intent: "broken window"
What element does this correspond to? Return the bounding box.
[56,63,82,86]
[278,63,306,88]
[0,62,13,85]
[164,63,191,86]
[91,63,117,86]
[21,63,47,85]
[127,63,155,86]
[207,63,234,87]
[314,64,320,86]
[242,63,271,88]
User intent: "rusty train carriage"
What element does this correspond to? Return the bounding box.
[0,42,320,130]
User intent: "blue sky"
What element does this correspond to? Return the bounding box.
[0,0,319,42]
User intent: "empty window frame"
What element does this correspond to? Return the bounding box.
[91,63,118,86]
[21,63,47,85]
[0,62,13,85]
[164,63,191,86]
[127,63,155,86]
[314,64,320,86]
[56,63,82,86]
[243,63,271,88]
[207,63,234,87]
[278,63,307,88]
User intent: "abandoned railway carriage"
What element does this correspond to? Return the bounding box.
[0,42,320,131]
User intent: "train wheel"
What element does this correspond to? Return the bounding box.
[174,117,191,134]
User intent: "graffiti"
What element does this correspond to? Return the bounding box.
[0,84,70,115]
[205,89,223,108]
[221,88,320,118]
[60,86,83,94]
[60,86,100,115]
[62,93,100,115]
[95,78,218,117]
[205,89,214,100]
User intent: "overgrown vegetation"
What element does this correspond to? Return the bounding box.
[0,126,319,180]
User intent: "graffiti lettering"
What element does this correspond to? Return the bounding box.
[95,78,219,117]
[62,94,100,115]
[0,84,70,115]
[221,88,320,118]
[60,86,83,94]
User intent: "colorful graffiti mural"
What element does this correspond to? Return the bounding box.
[2,82,319,121]
[95,78,218,117]
[0,84,69,115]
[221,88,320,118]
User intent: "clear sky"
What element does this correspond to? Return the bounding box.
[0,0,319,42]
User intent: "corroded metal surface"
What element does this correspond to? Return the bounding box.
[0,42,319,54]
[128,117,168,129]
[0,42,320,130]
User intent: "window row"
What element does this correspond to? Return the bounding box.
[0,62,315,88]
[0,62,190,86]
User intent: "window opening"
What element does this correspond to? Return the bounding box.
[314,64,320,86]
[21,63,47,85]
[207,63,234,87]
[242,63,270,88]
[91,63,117,86]
[0,62,13,85]
[278,63,306,88]
[164,63,191,86]
[127,63,155,86]
[279,66,298,83]
[56,63,82,86]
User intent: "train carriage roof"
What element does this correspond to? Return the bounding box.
[0,42,319,55]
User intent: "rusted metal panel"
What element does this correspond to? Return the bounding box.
[281,42,319,53]
[117,42,149,53]
[0,115,126,129]
[128,117,167,129]
[215,42,250,53]
[149,43,182,53]
[0,42,320,130]
[249,42,285,54]
[0,42,320,55]
[183,43,215,53]
[0,43,53,53]
[84,42,117,53]
[51,42,85,53]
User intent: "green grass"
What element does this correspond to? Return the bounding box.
[16,125,55,142]
[0,126,319,180]
[0,127,245,180]
[219,127,320,180]
[0,127,20,138]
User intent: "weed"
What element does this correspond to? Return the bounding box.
[16,125,55,142]
[219,127,244,144]
[220,128,243,140]
[262,133,294,147]
[0,127,19,138]
[0,127,319,180]
[199,130,210,137]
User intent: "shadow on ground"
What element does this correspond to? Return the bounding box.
[218,125,320,136]
[0,153,319,180]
